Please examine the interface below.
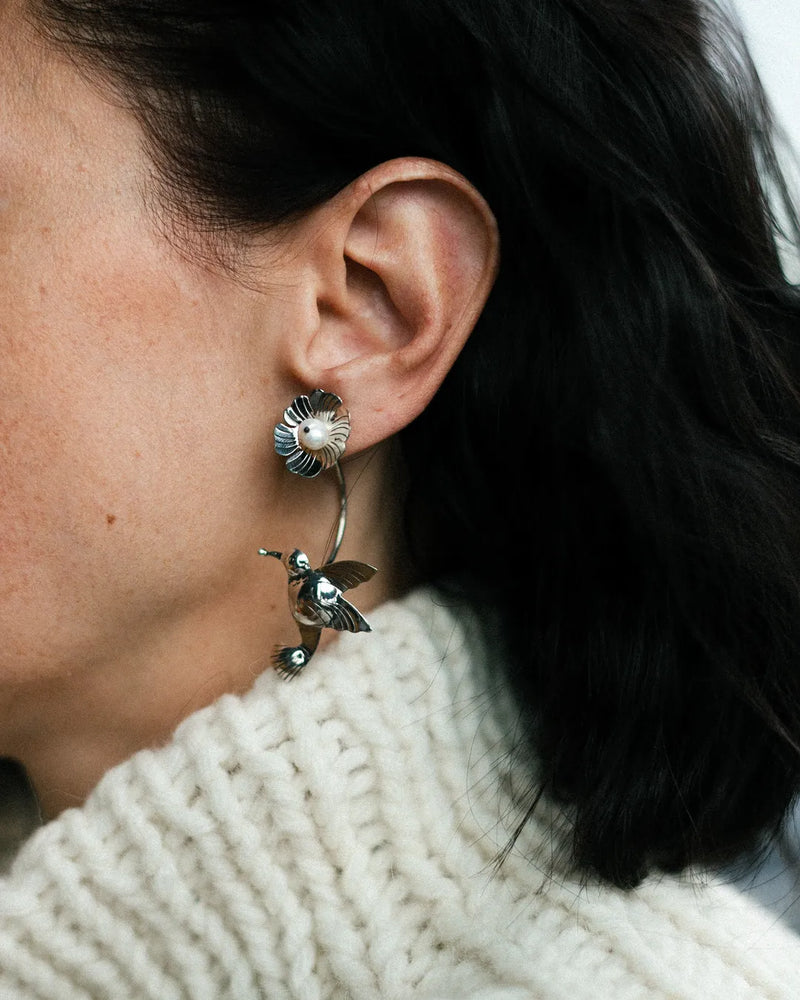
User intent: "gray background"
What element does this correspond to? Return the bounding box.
[728,0,800,929]
[734,0,800,279]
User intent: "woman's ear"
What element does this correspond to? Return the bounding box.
[286,158,499,453]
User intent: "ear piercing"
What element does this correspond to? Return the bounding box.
[259,390,376,678]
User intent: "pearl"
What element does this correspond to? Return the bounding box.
[298,418,330,451]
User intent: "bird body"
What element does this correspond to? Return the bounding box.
[258,548,376,677]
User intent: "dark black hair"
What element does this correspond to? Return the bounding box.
[33,0,800,888]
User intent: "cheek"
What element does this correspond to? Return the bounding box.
[0,297,245,548]
[0,238,263,677]
[0,41,282,681]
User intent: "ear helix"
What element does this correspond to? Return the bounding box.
[258,389,377,679]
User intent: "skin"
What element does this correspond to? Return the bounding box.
[0,2,498,818]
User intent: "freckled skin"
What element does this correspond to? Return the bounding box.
[0,0,492,815]
[0,19,276,684]
[0,3,396,817]
[0,6,314,811]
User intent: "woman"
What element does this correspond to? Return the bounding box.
[1,0,800,995]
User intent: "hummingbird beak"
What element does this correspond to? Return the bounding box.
[258,549,282,560]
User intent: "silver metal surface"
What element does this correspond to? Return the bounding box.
[260,388,377,677]
[259,547,376,678]
[325,462,348,566]
[274,390,351,479]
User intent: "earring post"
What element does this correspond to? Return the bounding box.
[324,462,347,565]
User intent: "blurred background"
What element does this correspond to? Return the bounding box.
[725,0,800,930]
[734,0,800,281]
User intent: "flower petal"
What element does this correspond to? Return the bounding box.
[308,389,343,415]
[287,448,323,477]
[283,394,314,426]
[326,417,350,454]
[274,389,351,477]
[274,423,299,456]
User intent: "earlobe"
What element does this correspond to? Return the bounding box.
[296,158,499,453]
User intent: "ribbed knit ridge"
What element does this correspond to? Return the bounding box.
[0,589,798,999]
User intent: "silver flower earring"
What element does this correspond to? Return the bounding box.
[259,389,377,678]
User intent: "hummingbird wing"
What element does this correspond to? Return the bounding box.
[323,596,372,633]
[292,597,327,629]
[321,560,377,592]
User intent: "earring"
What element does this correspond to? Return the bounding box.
[259,389,377,678]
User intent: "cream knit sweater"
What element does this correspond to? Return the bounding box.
[0,589,798,999]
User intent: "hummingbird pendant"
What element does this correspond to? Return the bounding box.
[258,548,377,678]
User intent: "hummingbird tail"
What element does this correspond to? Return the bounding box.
[272,644,314,680]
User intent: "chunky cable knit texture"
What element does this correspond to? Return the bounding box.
[0,589,798,999]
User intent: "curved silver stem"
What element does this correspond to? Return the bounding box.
[324,462,347,565]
